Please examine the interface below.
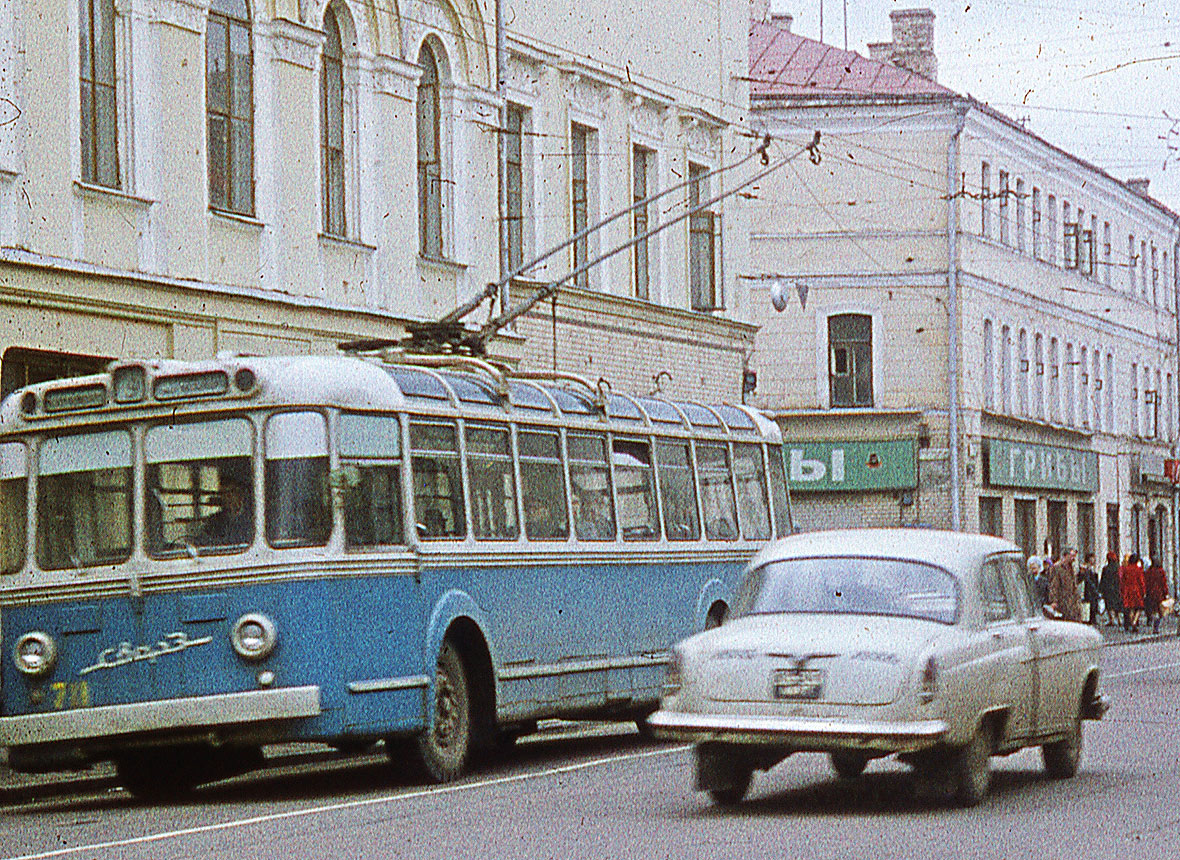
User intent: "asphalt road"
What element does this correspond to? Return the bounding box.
[3,640,1179,860]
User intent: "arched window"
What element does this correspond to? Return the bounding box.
[206,0,254,214]
[1000,325,1012,413]
[417,42,443,258]
[79,0,119,188]
[828,314,872,408]
[321,8,345,236]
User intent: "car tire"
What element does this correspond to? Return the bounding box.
[1042,714,1083,779]
[708,768,753,806]
[950,723,992,807]
[401,640,472,783]
[830,750,869,779]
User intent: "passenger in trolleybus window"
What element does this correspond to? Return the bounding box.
[572,490,613,540]
[194,472,253,548]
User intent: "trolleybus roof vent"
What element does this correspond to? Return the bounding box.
[442,373,501,407]
[508,382,554,412]
[635,397,685,425]
[387,367,450,401]
[606,394,644,422]
[714,404,757,432]
[679,402,722,428]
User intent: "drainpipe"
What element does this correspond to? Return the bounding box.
[946,102,969,531]
[495,0,508,310]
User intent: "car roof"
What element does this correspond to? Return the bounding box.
[750,528,1022,577]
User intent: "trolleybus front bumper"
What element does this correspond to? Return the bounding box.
[0,685,321,747]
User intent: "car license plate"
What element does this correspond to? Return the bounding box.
[773,667,823,700]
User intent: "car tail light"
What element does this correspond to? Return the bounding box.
[664,650,684,696]
[919,655,938,704]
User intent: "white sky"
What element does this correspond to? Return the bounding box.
[774,0,1180,210]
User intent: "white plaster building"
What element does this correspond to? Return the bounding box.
[746,9,1180,570]
[0,0,755,402]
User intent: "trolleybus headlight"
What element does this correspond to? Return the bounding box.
[19,392,36,416]
[231,613,277,661]
[234,368,256,393]
[13,631,57,677]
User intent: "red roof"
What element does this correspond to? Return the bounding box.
[749,20,952,99]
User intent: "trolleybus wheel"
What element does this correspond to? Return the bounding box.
[405,640,472,783]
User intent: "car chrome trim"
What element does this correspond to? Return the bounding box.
[646,710,947,749]
[499,653,668,681]
[347,675,430,694]
[0,685,321,747]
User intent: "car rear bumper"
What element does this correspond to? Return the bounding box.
[647,709,947,752]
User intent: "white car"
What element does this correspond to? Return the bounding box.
[648,529,1107,806]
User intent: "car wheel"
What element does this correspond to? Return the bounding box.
[708,768,753,806]
[951,723,992,807]
[402,640,472,783]
[830,750,869,779]
[1042,715,1083,779]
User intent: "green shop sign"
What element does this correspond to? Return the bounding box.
[985,439,1097,492]
[786,440,917,492]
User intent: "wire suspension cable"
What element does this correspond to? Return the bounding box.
[475,133,819,347]
[437,134,773,325]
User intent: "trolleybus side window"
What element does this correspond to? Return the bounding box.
[697,442,738,540]
[655,439,700,541]
[612,438,658,540]
[519,428,569,540]
[568,432,615,540]
[466,423,518,540]
[146,418,255,555]
[733,442,771,541]
[37,430,132,570]
[265,411,331,548]
[411,420,466,539]
[338,413,404,548]
[766,444,791,537]
[1,441,27,573]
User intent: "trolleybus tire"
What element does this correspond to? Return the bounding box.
[403,640,472,783]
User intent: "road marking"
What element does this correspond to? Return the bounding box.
[3,744,689,860]
[1106,661,1180,680]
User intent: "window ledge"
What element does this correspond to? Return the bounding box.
[418,254,467,273]
[74,181,155,209]
[318,232,377,253]
[209,208,265,231]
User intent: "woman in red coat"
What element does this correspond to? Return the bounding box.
[1144,557,1170,635]
[1120,554,1145,633]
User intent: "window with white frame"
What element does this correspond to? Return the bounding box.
[1141,239,1148,296]
[1153,368,1162,438]
[570,122,592,288]
[1031,187,1041,259]
[504,103,528,272]
[1131,362,1140,436]
[1103,221,1111,287]
[1046,196,1057,265]
[1089,215,1098,278]
[689,161,719,311]
[1152,244,1158,305]
[1049,337,1059,422]
[1092,349,1102,432]
[982,320,994,410]
[1001,325,1012,413]
[1168,372,1174,441]
[1065,343,1075,426]
[79,0,120,188]
[1079,345,1089,429]
[828,314,872,408]
[632,144,654,300]
[320,7,345,237]
[998,170,1009,245]
[1018,329,1029,415]
[1015,178,1026,252]
[1129,235,1137,291]
[980,162,990,237]
[1105,353,1114,431]
[417,41,444,258]
[206,0,254,214]
[1062,201,1073,268]
[1034,333,1044,419]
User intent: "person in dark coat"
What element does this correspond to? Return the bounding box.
[1144,558,1170,635]
[1099,551,1123,627]
[1047,547,1083,622]
[1120,554,1146,633]
[1078,552,1101,626]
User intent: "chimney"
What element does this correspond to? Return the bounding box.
[1127,177,1151,197]
[770,12,793,32]
[881,8,938,81]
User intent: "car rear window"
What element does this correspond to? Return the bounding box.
[735,557,958,624]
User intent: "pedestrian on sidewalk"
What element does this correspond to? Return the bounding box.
[1144,557,1170,635]
[1099,551,1123,627]
[1028,556,1046,608]
[1047,547,1083,622]
[1120,554,1145,633]
[1079,552,1101,626]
